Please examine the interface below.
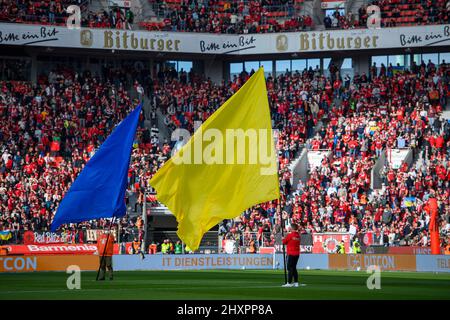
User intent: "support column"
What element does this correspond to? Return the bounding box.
[203,58,224,84]
[30,54,37,83]
[353,53,371,76]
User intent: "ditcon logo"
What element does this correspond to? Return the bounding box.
[347,255,397,270]
[0,257,37,272]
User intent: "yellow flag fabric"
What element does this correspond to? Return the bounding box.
[150,68,280,250]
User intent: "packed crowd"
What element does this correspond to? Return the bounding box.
[324,10,359,29]
[288,60,449,248]
[155,65,331,250]
[0,0,135,29]
[358,0,450,28]
[0,0,85,25]
[220,60,449,250]
[0,66,167,244]
[82,6,135,30]
[0,57,449,251]
[0,0,449,33]
[0,61,330,249]
[142,0,312,33]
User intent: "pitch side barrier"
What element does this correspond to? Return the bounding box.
[0,254,448,272]
[112,254,450,273]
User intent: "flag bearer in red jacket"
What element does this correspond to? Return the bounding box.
[282,223,301,287]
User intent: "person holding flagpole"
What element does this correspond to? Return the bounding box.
[97,229,115,281]
[50,104,142,280]
[281,223,300,287]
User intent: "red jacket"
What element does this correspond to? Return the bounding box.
[282,231,300,256]
[97,233,115,257]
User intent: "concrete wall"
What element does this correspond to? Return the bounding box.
[371,149,386,189]
[290,148,309,186]
[388,148,413,169]
[204,59,224,84]
[352,53,371,76]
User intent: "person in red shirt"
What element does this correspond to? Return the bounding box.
[435,135,444,150]
[97,230,115,281]
[281,223,301,287]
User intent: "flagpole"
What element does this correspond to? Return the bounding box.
[96,216,116,281]
[280,204,288,285]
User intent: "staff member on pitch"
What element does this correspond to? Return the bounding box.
[97,230,115,281]
[282,223,301,287]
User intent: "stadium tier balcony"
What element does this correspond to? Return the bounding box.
[0,0,136,29]
[359,0,449,28]
[136,0,312,33]
[0,0,449,32]
[0,0,90,26]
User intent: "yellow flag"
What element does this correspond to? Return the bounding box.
[150,68,280,250]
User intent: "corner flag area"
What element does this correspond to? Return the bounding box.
[1,270,449,300]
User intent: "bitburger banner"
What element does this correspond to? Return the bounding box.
[0,23,449,55]
[1,243,132,255]
[300,233,313,254]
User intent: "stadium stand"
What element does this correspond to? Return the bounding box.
[0,0,448,33]
[140,0,313,33]
[363,0,450,28]
[0,66,158,243]
[0,0,449,254]
[0,0,134,29]
[218,62,450,249]
[1,57,449,251]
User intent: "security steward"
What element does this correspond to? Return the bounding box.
[352,238,361,254]
[337,240,346,254]
[97,230,115,281]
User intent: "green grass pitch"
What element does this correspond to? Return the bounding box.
[0,270,449,300]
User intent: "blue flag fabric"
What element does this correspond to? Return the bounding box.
[51,105,142,231]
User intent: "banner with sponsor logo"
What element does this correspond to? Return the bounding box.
[1,253,449,273]
[23,230,71,244]
[0,255,98,272]
[115,254,329,271]
[85,229,119,242]
[0,23,449,55]
[114,254,277,271]
[388,246,444,255]
[361,246,444,254]
[361,245,386,254]
[312,233,350,254]
[3,244,98,255]
[300,233,313,254]
[416,255,450,272]
[329,254,417,271]
[2,242,137,255]
[359,232,374,246]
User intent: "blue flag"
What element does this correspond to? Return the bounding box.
[51,104,142,231]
